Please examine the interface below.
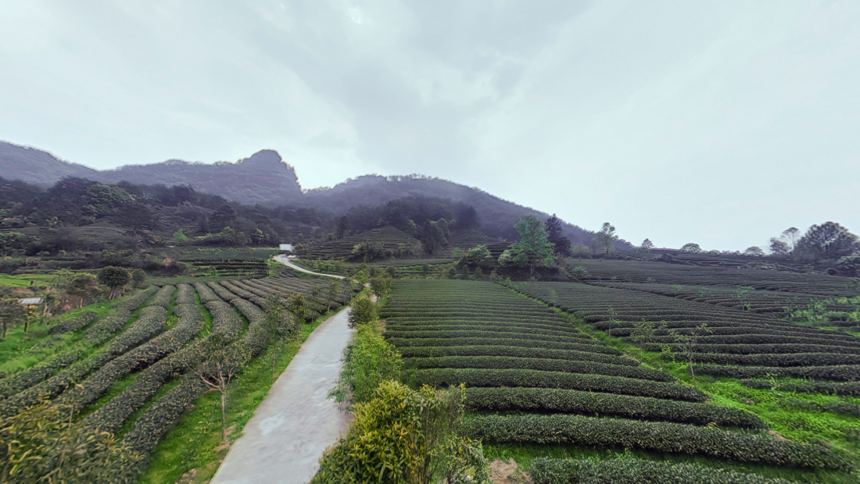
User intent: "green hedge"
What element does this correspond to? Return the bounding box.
[79,303,216,434]
[529,458,793,484]
[112,286,158,312]
[150,285,176,308]
[193,282,219,303]
[385,329,591,344]
[640,343,860,355]
[739,379,860,397]
[699,364,860,382]
[408,368,705,402]
[0,349,86,399]
[386,320,582,335]
[176,283,196,305]
[405,356,672,382]
[680,352,860,367]
[397,344,632,365]
[464,387,765,429]
[49,311,98,335]
[205,300,244,336]
[462,414,850,471]
[644,334,860,349]
[387,337,620,355]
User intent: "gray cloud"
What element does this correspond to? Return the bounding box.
[0,0,857,249]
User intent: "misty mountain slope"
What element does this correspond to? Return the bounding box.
[96,149,303,206]
[303,175,594,243]
[0,141,99,185]
[0,142,595,243]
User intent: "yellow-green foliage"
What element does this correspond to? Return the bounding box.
[313,381,489,484]
[348,296,376,328]
[332,322,401,406]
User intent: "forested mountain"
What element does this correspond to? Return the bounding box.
[0,141,595,244]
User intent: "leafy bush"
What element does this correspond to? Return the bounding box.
[348,296,377,328]
[49,311,98,335]
[397,344,631,366]
[314,381,489,484]
[332,323,402,405]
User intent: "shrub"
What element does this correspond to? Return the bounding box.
[348,296,376,328]
[331,323,402,405]
[314,381,489,484]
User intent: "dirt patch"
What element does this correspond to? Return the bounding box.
[768,430,788,441]
[489,458,532,484]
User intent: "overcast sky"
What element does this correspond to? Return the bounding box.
[1,1,858,251]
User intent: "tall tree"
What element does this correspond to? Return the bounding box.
[419,220,447,255]
[545,214,571,257]
[594,222,618,256]
[210,204,237,232]
[795,222,858,261]
[334,215,352,239]
[507,215,555,274]
[97,267,131,299]
[769,238,790,256]
[744,246,765,257]
[781,227,800,251]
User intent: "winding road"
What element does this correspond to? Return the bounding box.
[211,307,354,484]
[273,255,345,279]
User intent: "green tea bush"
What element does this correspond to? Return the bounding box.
[699,364,860,381]
[388,337,619,354]
[463,414,850,470]
[397,344,631,365]
[680,352,860,367]
[405,356,673,382]
[739,379,860,397]
[409,368,705,402]
[150,285,176,308]
[529,458,792,484]
[176,283,196,305]
[49,311,98,335]
[464,387,765,429]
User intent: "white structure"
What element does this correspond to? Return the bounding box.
[279,243,294,251]
[18,297,43,306]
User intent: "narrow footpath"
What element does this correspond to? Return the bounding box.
[273,255,345,279]
[211,307,354,484]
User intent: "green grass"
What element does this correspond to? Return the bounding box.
[140,307,346,484]
[0,301,115,370]
[0,273,55,287]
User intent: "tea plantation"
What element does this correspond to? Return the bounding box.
[0,272,356,483]
[381,279,859,482]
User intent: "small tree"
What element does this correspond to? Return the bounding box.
[744,246,765,257]
[466,245,491,266]
[594,223,618,256]
[451,247,464,260]
[673,323,711,383]
[288,294,307,326]
[781,227,800,251]
[545,214,572,257]
[328,279,341,311]
[173,228,189,244]
[97,267,131,299]
[348,296,377,328]
[264,293,288,381]
[473,267,484,280]
[680,243,702,254]
[131,269,147,288]
[506,215,555,274]
[67,273,99,308]
[639,238,654,252]
[199,345,247,446]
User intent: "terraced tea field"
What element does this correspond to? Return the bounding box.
[512,281,860,384]
[296,226,422,260]
[381,280,856,481]
[0,272,356,483]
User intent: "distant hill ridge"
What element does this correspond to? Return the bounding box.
[0,140,596,244]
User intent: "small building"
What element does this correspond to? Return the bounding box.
[18,297,43,306]
[279,243,294,252]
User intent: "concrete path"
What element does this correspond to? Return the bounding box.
[273,255,345,279]
[212,308,354,484]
